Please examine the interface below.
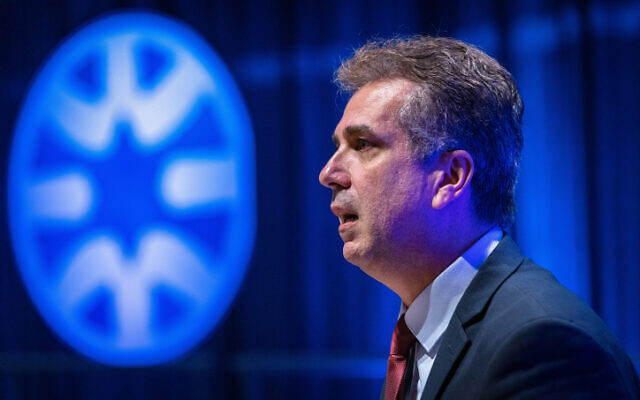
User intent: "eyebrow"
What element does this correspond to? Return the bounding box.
[332,124,375,146]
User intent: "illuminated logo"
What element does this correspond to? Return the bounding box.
[8,12,256,366]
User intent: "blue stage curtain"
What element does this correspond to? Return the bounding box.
[0,0,638,399]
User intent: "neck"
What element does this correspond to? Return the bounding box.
[387,222,495,306]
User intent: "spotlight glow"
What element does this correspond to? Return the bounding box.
[8,12,256,366]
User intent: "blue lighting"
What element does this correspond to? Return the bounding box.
[8,12,256,366]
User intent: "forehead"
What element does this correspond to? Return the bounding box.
[335,79,415,138]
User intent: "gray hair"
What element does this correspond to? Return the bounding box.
[335,36,524,228]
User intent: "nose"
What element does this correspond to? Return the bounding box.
[319,151,350,190]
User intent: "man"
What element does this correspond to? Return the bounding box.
[319,36,640,399]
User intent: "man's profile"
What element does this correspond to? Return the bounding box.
[319,36,639,399]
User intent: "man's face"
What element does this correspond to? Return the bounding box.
[319,79,437,277]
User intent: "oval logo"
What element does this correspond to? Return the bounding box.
[8,12,256,366]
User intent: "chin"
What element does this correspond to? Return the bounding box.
[343,244,389,285]
[342,241,376,268]
[342,242,357,262]
[342,241,363,264]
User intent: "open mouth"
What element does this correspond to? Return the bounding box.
[342,214,358,223]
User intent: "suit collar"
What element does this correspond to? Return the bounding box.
[420,235,525,400]
[453,235,525,326]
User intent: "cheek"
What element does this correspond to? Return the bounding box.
[374,170,429,231]
[363,172,416,229]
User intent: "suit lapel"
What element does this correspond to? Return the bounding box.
[420,314,469,400]
[420,236,525,400]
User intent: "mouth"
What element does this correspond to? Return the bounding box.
[339,213,359,232]
[330,203,359,231]
[341,213,359,224]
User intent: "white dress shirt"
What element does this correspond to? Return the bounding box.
[400,227,503,400]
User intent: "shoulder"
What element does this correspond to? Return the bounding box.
[481,257,628,363]
[477,316,638,399]
[481,258,609,335]
[474,259,639,398]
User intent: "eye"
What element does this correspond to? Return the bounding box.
[354,138,373,151]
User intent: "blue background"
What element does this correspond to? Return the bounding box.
[1,0,639,399]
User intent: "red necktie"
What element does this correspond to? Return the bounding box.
[385,315,416,400]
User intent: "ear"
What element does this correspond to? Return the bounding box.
[431,150,474,210]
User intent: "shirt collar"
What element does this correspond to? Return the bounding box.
[401,227,503,355]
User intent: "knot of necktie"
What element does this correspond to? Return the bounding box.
[390,315,415,356]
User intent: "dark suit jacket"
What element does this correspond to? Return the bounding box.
[385,236,640,400]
